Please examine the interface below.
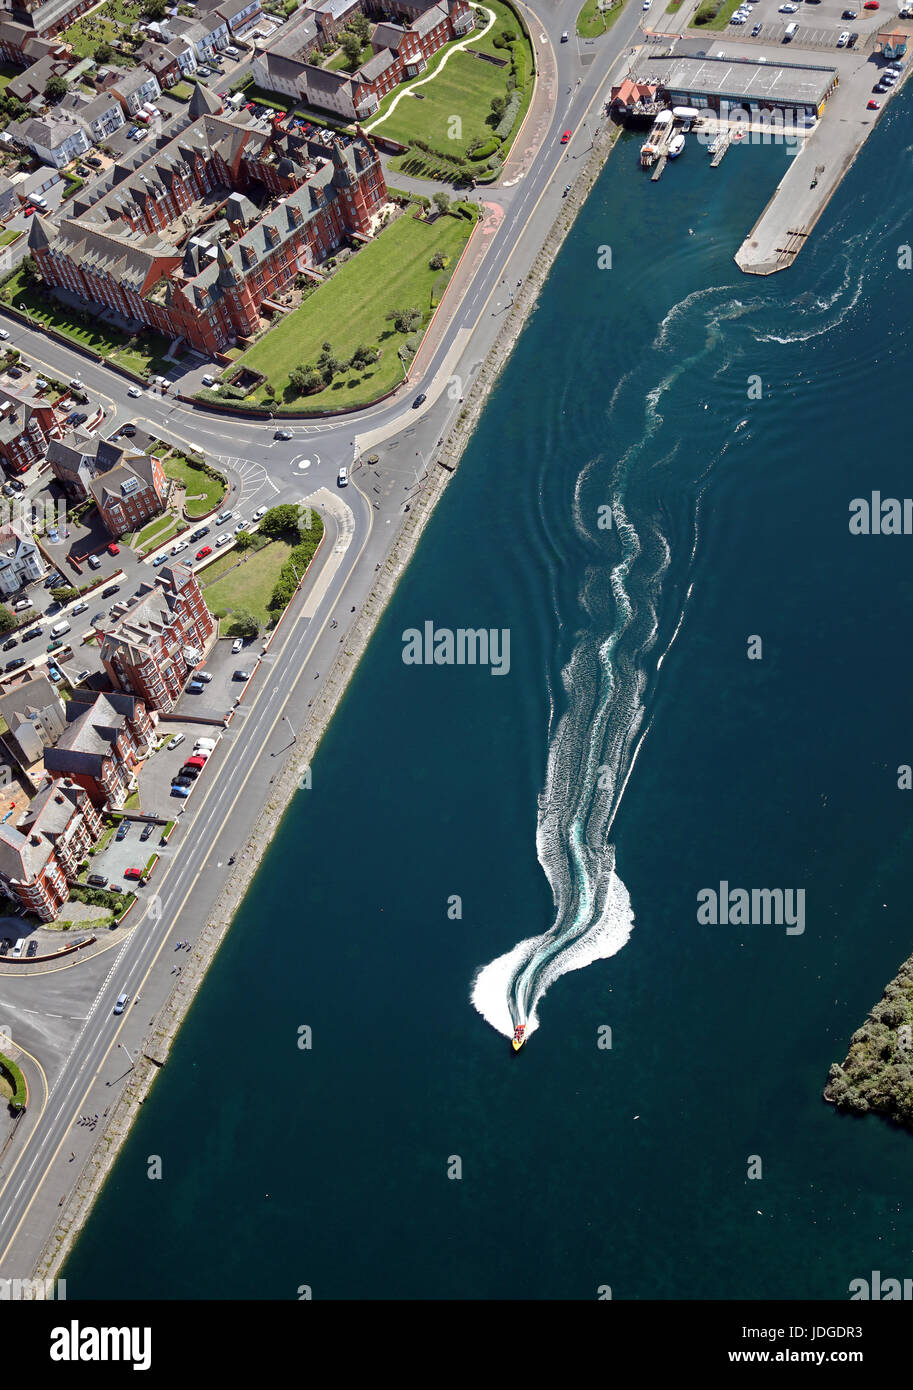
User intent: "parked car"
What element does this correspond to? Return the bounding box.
[87,873,108,887]
[107,542,120,556]
[124,867,143,881]
[2,637,16,650]
[113,992,129,1014]
[153,553,169,566]
[190,526,209,542]
[202,373,215,387]
[751,19,762,31]
[121,424,136,437]
[232,637,243,653]
[863,2,879,8]
[196,671,213,683]
[141,822,154,842]
[216,510,233,524]
[215,533,231,548]
[87,554,102,569]
[0,329,8,341]
[23,626,41,640]
[172,540,189,554]
[90,613,106,627]
[86,156,102,168]
[173,774,194,788]
[5,657,25,670]
[26,940,38,957]
[102,584,120,597]
[252,507,268,521]
[233,669,251,681]
[187,679,205,693]
[166,732,185,751]
[180,764,201,779]
[0,939,8,955]
[71,601,88,615]
[116,821,130,841]
[867,98,881,108]
[184,755,207,770]
[171,783,190,798]
[76,669,90,683]
[842,7,857,14]
[837,29,850,44]
[195,545,212,560]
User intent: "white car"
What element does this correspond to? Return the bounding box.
[171,540,189,554]
[202,374,215,387]
[778,3,797,9]
[337,466,349,487]
[232,637,243,653]
[642,0,651,8]
[252,506,268,521]
[196,671,213,683]
[215,532,231,547]
[0,329,9,340]
[127,385,142,397]
[837,28,849,43]
[235,520,248,533]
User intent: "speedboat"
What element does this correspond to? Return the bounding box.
[668,133,686,158]
[512,1023,526,1052]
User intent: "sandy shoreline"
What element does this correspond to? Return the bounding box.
[33,117,623,1284]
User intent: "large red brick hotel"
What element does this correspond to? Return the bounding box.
[27,85,387,356]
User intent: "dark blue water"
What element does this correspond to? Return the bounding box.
[65,112,913,1299]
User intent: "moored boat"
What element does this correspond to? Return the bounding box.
[668,133,685,159]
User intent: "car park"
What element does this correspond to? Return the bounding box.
[113,992,129,1014]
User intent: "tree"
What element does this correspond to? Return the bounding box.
[258,504,302,540]
[231,607,260,638]
[316,340,341,385]
[349,343,378,369]
[233,530,256,551]
[93,41,113,63]
[44,75,67,102]
[143,0,169,16]
[20,255,39,285]
[50,586,78,604]
[489,94,507,120]
[350,12,371,43]
[432,192,450,215]
[340,30,362,67]
[429,251,446,270]
[386,307,422,334]
[0,605,15,633]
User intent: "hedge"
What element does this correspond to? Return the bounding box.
[496,91,522,141]
[0,1051,27,1111]
[470,137,499,160]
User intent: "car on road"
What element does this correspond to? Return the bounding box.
[561,29,568,40]
[166,732,185,751]
[113,992,129,1014]
[195,545,212,561]
[190,526,209,542]
[1,637,15,651]
[233,669,251,681]
[232,637,243,653]
[560,130,572,145]
[0,329,8,341]
[124,867,143,881]
[116,821,129,841]
[87,873,108,887]
[337,466,349,487]
[642,0,650,8]
[5,657,25,670]
[153,552,169,566]
[216,510,233,524]
[107,542,120,556]
[751,20,762,32]
[274,428,293,440]
[235,520,248,532]
[102,584,120,598]
[23,626,41,640]
[171,540,189,554]
[867,98,881,108]
[252,506,268,521]
[215,533,231,547]
[26,940,38,957]
[141,822,154,842]
[90,612,106,627]
[127,386,142,398]
[837,29,850,43]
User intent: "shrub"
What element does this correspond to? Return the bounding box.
[469,137,499,160]
[496,91,522,140]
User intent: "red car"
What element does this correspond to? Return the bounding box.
[124,867,143,881]
[184,755,207,770]
[23,206,35,216]
[195,545,212,560]
[863,2,879,8]
[560,129,572,144]
[107,542,119,556]
[867,98,881,108]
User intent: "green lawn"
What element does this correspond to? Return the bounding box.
[0,65,20,93]
[169,82,193,100]
[691,0,744,27]
[576,0,624,36]
[110,337,174,377]
[326,42,372,73]
[61,0,141,60]
[0,228,20,248]
[234,210,475,411]
[201,539,294,626]
[163,456,225,517]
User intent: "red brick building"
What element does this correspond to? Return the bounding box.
[0,778,103,921]
[99,563,215,712]
[88,450,167,539]
[0,386,64,474]
[28,88,387,355]
[44,691,155,810]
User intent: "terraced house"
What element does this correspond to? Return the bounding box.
[251,0,473,119]
[27,87,387,354]
[99,562,215,712]
[44,691,155,810]
[0,779,102,921]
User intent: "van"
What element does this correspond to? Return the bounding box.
[51,620,71,637]
[11,938,24,957]
[784,21,798,38]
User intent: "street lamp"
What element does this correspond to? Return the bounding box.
[18,302,32,326]
[118,1041,134,1067]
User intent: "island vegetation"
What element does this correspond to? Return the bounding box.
[825,951,913,1128]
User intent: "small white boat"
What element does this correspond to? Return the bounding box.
[667,133,685,159]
